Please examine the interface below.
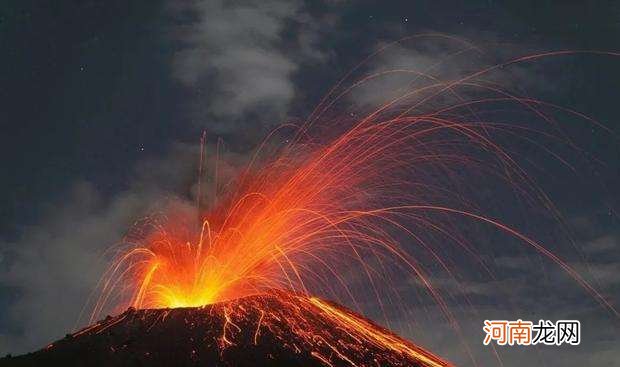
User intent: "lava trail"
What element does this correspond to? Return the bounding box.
[2,291,449,367]
[85,38,619,366]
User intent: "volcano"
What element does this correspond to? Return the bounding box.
[1,291,450,367]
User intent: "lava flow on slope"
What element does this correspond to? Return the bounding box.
[1,290,450,367]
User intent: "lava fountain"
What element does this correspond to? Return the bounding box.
[88,38,618,366]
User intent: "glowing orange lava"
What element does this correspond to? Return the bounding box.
[94,105,616,319]
[91,41,618,366]
[75,291,450,366]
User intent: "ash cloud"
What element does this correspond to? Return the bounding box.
[345,35,562,115]
[0,143,203,355]
[0,183,147,354]
[167,0,328,134]
[0,136,254,355]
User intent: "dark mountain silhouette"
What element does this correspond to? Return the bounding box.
[0,291,450,367]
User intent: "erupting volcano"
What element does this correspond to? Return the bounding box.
[3,37,618,366]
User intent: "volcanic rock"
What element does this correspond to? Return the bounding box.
[0,291,450,367]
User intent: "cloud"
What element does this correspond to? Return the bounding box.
[0,138,257,355]
[347,40,474,108]
[167,0,327,133]
[583,234,618,254]
[0,183,150,354]
[342,34,564,118]
[392,228,620,366]
[0,141,208,354]
[398,302,620,367]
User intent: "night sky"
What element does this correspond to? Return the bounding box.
[1,1,619,365]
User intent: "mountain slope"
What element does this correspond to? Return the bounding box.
[0,291,450,367]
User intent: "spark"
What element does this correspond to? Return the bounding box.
[89,37,619,366]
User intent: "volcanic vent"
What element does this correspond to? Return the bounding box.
[2,291,449,367]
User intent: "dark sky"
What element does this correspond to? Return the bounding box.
[2,1,619,235]
[1,1,619,365]
[1,1,182,232]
